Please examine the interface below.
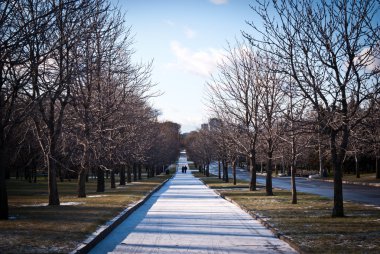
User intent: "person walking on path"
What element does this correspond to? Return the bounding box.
[89,154,297,254]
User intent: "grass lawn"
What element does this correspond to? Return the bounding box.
[327,173,380,184]
[194,172,380,254]
[1,167,175,254]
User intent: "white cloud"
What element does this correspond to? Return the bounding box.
[210,0,228,4]
[167,40,225,77]
[164,19,175,27]
[359,47,380,71]
[184,27,197,39]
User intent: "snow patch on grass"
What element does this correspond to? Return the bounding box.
[87,195,109,198]
[21,202,84,207]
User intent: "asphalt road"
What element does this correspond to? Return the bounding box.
[209,162,380,206]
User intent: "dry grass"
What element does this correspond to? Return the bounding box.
[197,174,380,254]
[1,171,173,254]
[323,173,380,184]
[343,173,380,184]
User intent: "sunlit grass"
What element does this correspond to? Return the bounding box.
[1,172,173,254]
[322,172,380,184]
[197,174,380,253]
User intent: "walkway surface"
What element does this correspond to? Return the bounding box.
[89,155,297,254]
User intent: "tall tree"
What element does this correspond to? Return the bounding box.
[206,41,263,190]
[245,0,380,216]
[256,53,283,196]
[0,0,55,219]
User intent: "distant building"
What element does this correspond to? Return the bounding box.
[201,123,209,130]
[208,118,222,131]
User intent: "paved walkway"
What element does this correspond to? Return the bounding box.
[89,158,297,253]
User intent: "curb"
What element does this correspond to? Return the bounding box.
[70,176,172,254]
[197,177,302,254]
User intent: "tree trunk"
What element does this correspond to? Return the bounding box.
[119,166,125,185]
[290,128,297,204]
[376,155,379,179]
[331,131,344,217]
[266,149,273,196]
[96,166,105,192]
[224,161,229,183]
[249,151,257,191]
[146,166,150,178]
[355,151,360,178]
[133,163,137,181]
[110,170,115,189]
[206,163,209,177]
[33,168,37,183]
[77,169,86,198]
[138,164,142,180]
[127,165,132,183]
[0,148,9,220]
[59,167,64,182]
[291,162,297,204]
[48,154,60,205]
[318,132,324,177]
[28,168,32,183]
[221,161,224,180]
[232,159,236,185]
[218,160,221,179]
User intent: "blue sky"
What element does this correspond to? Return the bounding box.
[115,0,253,133]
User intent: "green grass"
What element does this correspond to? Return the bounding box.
[196,174,380,254]
[1,172,173,254]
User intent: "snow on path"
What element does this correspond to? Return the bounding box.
[89,155,297,254]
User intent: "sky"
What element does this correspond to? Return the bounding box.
[114,0,254,133]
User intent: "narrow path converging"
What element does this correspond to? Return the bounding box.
[89,154,297,254]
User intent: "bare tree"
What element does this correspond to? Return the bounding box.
[255,53,284,196]
[362,102,380,179]
[206,41,262,190]
[280,80,311,203]
[245,0,380,217]
[0,0,56,219]
[26,0,90,205]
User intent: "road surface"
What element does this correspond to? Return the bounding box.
[209,162,380,206]
[89,154,297,254]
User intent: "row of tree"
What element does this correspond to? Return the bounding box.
[0,0,181,220]
[185,0,379,218]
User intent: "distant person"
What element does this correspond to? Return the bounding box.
[184,166,188,173]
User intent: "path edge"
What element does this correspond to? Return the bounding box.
[70,177,172,254]
[197,177,303,254]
